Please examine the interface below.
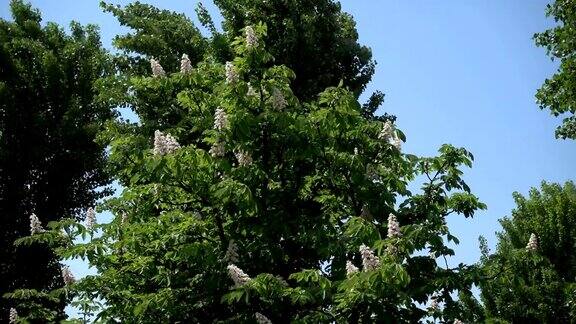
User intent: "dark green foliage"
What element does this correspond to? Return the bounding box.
[534,0,576,139]
[213,0,375,100]
[0,0,113,321]
[18,22,487,323]
[101,0,376,102]
[4,1,488,322]
[477,181,576,323]
[100,1,209,76]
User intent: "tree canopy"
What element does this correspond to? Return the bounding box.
[100,0,376,103]
[473,181,576,323]
[9,19,486,323]
[534,0,576,139]
[0,0,114,321]
[6,0,575,323]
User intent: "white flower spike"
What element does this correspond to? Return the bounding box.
[255,312,272,324]
[180,54,193,73]
[227,264,251,287]
[387,214,401,238]
[235,150,253,167]
[247,83,258,97]
[359,244,380,271]
[245,26,258,48]
[346,260,359,276]
[272,88,287,110]
[209,141,226,158]
[378,120,402,150]
[9,308,17,324]
[526,233,538,251]
[150,58,165,77]
[85,207,96,229]
[390,136,402,151]
[61,265,75,285]
[225,62,239,84]
[153,130,181,156]
[29,213,44,235]
[213,108,229,130]
[378,120,394,140]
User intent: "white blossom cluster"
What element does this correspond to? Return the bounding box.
[225,62,239,84]
[235,150,253,167]
[379,120,395,140]
[387,214,401,238]
[209,141,226,158]
[454,320,464,324]
[180,54,193,74]
[272,88,287,110]
[255,312,272,324]
[346,260,359,276]
[224,240,239,263]
[247,83,258,97]
[85,207,96,229]
[121,212,128,225]
[245,26,258,48]
[390,137,402,151]
[150,58,165,77]
[359,244,380,271]
[213,108,229,130]
[526,233,538,251]
[61,265,75,285]
[227,264,251,287]
[378,120,402,150]
[211,106,229,158]
[9,308,17,324]
[154,130,181,156]
[29,213,44,235]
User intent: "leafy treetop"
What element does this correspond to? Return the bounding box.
[10,23,485,323]
[534,0,576,139]
[0,0,114,321]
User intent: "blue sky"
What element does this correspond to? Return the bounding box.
[2,0,575,313]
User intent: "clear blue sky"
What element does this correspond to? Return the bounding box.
[2,0,575,311]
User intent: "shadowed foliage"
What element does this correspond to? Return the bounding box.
[13,19,485,322]
[100,0,376,103]
[0,0,113,321]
